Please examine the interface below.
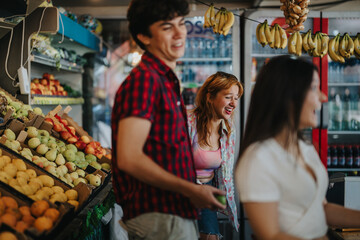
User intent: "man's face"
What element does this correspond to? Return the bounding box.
[138,16,187,68]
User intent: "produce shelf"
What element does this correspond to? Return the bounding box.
[31,96,85,105]
[32,54,83,73]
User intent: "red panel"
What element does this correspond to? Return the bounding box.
[321,129,328,168]
[312,128,320,153]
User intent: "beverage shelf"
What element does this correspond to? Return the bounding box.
[328,168,360,172]
[328,131,360,135]
[178,58,232,62]
[328,83,360,87]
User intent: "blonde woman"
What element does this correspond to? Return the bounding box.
[187,72,243,240]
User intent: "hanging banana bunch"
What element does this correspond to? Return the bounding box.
[204,4,235,36]
[255,21,287,49]
[338,33,354,59]
[328,33,345,63]
[353,33,360,59]
[288,31,302,56]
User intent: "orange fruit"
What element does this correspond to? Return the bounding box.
[43,208,60,223]
[1,196,18,209]
[0,231,17,240]
[33,216,53,232]
[1,213,17,227]
[5,208,22,221]
[15,221,29,233]
[22,214,35,226]
[30,200,49,217]
[19,206,31,216]
[0,199,5,215]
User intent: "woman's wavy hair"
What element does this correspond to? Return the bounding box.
[127,0,189,50]
[238,55,318,163]
[193,71,243,147]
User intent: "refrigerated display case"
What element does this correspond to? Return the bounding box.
[321,13,360,174]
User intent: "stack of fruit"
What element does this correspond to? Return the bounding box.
[23,126,102,188]
[328,33,356,63]
[0,90,43,121]
[203,4,235,36]
[0,150,80,209]
[279,0,310,32]
[0,193,61,234]
[45,114,111,165]
[30,73,68,96]
[255,20,288,49]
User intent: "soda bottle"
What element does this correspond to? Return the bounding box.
[330,145,338,168]
[353,145,360,168]
[327,146,331,168]
[342,88,351,130]
[337,145,346,168]
[345,145,353,168]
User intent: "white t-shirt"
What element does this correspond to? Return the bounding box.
[235,138,328,239]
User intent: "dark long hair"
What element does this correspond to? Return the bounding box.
[238,55,318,161]
[193,71,243,147]
[127,0,189,50]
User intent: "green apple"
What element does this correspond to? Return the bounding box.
[215,195,226,206]
[64,149,76,162]
[28,137,41,149]
[32,107,43,115]
[85,154,97,163]
[66,144,77,153]
[26,127,38,138]
[36,144,49,155]
[89,161,101,170]
[101,163,111,171]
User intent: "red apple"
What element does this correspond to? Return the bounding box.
[60,130,71,140]
[68,126,76,136]
[53,123,64,132]
[85,145,95,155]
[75,140,87,150]
[40,78,49,86]
[80,136,91,144]
[67,137,78,144]
[61,119,68,126]
[105,153,112,160]
[44,118,54,126]
[43,73,50,80]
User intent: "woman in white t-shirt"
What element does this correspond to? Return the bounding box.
[235,55,360,240]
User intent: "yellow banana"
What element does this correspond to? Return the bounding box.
[354,33,360,57]
[264,20,273,44]
[269,25,276,48]
[274,24,281,49]
[295,31,302,56]
[203,4,212,28]
[302,30,311,52]
[210,4,216,27]
[307,30,316,51]
[213,9,222,34]
[346,33,354,56]
[335,34,345,63]
[328,36,340,62]
[277,24,288,49]
[256,23,262,45]
[259,22,268,47]
[312,33,321,57]
[218,9,226,34]
[288,32,297,55]
[339,34,349,58]
[320,33,329,58]
[222,10,234,32]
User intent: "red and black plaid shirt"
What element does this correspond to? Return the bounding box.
[111,51,198,220]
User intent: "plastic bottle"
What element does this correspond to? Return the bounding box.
[345,145,353,168]
[333,93,343,131]
[328,88,336,130]
[350,93,359,130]
[342,88,351,131]
[219,35,226,58]
[337,145,346,168]
[353,145,360,168]
[331,145,338,168]
[327,146,331,168]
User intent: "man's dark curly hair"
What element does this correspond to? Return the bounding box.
[127,0,189,50]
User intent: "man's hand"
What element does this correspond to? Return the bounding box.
[187,184,226,210]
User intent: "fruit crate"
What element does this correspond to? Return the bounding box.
[0,144,92,213]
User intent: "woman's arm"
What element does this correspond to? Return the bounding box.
[244,202,305,240]
[324,202,360,228]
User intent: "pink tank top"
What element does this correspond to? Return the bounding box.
[193,137,222,177]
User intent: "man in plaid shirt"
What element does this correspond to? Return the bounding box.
[111,0,226,239]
